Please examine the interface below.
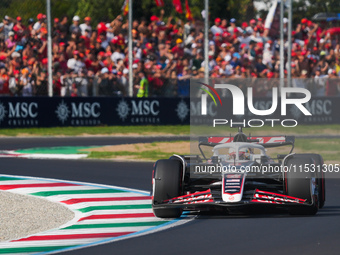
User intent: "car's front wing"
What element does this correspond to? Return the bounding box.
[154,189,308,209]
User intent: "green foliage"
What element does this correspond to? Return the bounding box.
[50,0,78,20]
[1,0,338,28]
[0,0,14,9]
[0,0,123,25]
[225,0,255,22]
[0,0,46,23]
[74,0,126,23]
[293,0,340,24]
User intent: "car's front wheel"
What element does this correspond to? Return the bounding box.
[303,154,325,209]
[152,159,183,218]
[285,155,318,215]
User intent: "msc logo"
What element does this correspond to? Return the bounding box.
[8,102,38,118]
[116,99,160,124]
[55,101,101,124]
[0,102,5,123]
[131,100,159,116]
[71,102,100,118]
[0,101,39,127]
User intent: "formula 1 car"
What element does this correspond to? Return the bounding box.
[151,128,326,218]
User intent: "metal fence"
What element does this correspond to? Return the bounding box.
[0,74,189,97]
[2,74,339,97]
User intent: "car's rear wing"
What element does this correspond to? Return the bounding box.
[199,136,295,148]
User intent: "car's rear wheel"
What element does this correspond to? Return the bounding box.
[152,159,183,218]
[285,155,318,215]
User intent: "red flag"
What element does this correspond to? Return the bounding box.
[122,0,129,16]
[185,0,193,20]
[172,0,183,14]
[155,0,164,7]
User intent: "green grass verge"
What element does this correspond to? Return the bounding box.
[86,138,340,162]
[0,126,190,136]
[191,124,340,136]
[294,138,340,162]
[0,124,339,136]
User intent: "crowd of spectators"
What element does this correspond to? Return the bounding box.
[0,10,339,97]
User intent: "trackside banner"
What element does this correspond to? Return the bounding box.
[0,97,190,127]
[0,96,338,128]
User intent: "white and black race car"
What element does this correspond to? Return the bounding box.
[151,128,325,218]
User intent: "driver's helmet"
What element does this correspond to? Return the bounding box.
[227,147,252,160]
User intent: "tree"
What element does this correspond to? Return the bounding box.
[0,0,46,23]
[133,0,255,26]
[74,0,125,23]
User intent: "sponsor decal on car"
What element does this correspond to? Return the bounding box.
[252,189,307,204]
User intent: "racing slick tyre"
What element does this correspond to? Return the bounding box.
[152,159,183,218]
[299,154,325,209]
[285,155,318,215]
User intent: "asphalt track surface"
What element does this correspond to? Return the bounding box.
[0,137,340,255]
